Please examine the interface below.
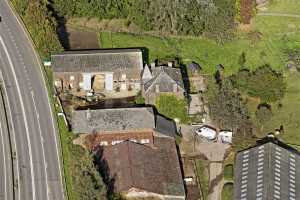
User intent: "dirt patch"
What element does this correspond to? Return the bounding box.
[57,25,99,50]
[67,17,141,33]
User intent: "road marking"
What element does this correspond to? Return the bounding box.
[4,0,65,198]
[0,60,21,200]
[0,116,7,200]
[0,35,36,200]
[31,91,50,200]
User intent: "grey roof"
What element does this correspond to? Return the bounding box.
[51,49,143,73]
[143,66,184,92]
[155,115,177,137]
[72,107,155,134]
[234,141,300,200]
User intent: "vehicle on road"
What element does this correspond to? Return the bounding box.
[195,125,217,140]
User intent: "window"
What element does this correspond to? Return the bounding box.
[100,141,108,146]
[140,139,150,144]
[121,74,126,80]
[70,75,75,81]
[112,140,123,145]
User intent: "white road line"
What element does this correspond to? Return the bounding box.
[0,35,36,200]
[4,0,65,198]
[31,91,50,200]
[0,62,20,200]
[0,117,7,200]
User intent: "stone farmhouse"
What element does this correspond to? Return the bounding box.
[142,64,185,104]
[72,107,185,199]
[51,49,143,98]
[72,107,176,147]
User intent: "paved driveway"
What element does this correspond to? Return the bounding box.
[179,124,230,200]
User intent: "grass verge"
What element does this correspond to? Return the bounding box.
[221,183,234,200]
[195,159,209,200]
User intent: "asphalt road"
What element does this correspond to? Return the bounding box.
[0,87,13,200]
[0,0,65,199]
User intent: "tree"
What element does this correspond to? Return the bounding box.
[230,65,286,102]
[71,147,107,200]
[208,79,250,131]
[255,103,272,131]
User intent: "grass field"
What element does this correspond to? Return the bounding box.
[99,15,300,75]
[262,72,300,149]
[261,0,300,14]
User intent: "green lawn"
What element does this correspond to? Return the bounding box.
[221,183,234,200]
[223,164,234,181]
[261,0,300,14]
[195,159,209,200]
[99,13,300,75]
[262,72,300,149]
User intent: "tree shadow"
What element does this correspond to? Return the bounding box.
[56,18,70,50]
[93,146,117,198]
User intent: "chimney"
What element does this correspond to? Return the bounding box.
[86,109,92,120]
[150,62,156,69]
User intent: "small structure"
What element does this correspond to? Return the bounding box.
[234,139,300,200]
[142,65,185,104]
[72,107,177,147]
[99,137,186,200]
[219,130,233,144]
[188,62,201,74]
[51,49,143,98]
[195,125,217,140]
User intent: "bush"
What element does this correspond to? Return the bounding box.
[134,93,145,105]
[230,65,286,102]
[11,0,63,60]
[155,94,189,123]
[255,103,272,125]
[224,164,234,180]
[221,183,234,200]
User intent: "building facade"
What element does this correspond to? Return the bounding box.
[72,107,177,147]
[142,65,185,104]
[51,49,143,97]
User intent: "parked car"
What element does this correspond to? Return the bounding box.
[219,130,233,144]
[195,125,217,140]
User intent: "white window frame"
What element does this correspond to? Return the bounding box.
[140,139,150,144]
[100,141,108,146]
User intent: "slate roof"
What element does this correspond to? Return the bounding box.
[234,140,300,200]
[143,66,184,93]
[101,137,185,197]
[155,115,177,137]
[72,107,155,134]
[51,49,143,74]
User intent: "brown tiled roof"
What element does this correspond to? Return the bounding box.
[101,137,185,197]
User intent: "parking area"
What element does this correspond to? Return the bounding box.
[178,124,231,200]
